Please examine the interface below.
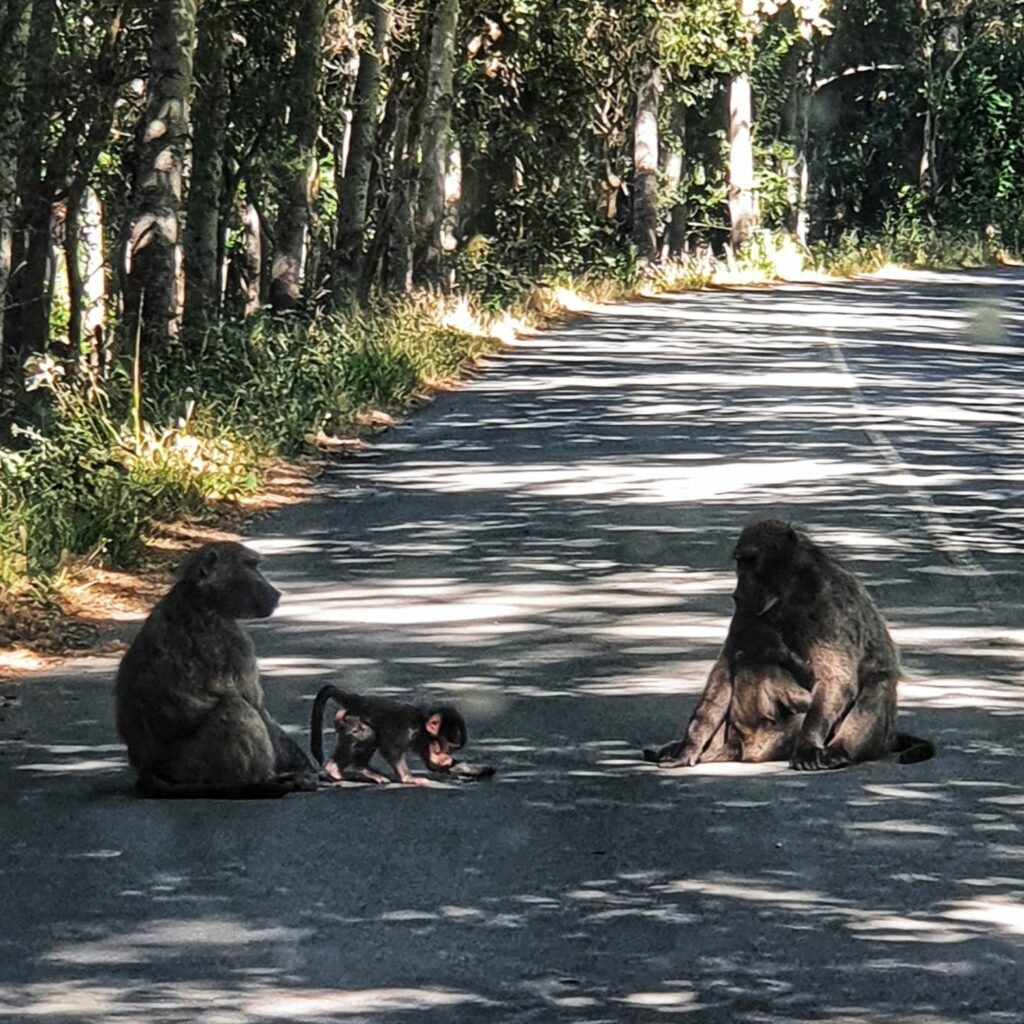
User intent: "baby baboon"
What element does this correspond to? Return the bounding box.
[310,685,479,786]
[644,609,813,766]
[115,542,317,798]
[724,613,815,763]
[646,520,934,770]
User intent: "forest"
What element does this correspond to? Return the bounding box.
[0,0,1022,595]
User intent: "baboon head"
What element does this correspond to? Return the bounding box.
[417,706,468,772]
[178,542,281,620]
[732,519,818,616]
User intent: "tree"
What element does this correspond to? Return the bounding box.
[632,46,662,263]
[183,0,230,337]
[123,0,197,352]
[269,0,327,310]
[413,0,460,285]
[0,0,32,375]
[333,0,391,297]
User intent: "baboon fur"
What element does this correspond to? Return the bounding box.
[646,520,933,770]
[115,542,315,797]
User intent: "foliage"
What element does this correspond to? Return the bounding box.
[2,0,1022,597]
[0,301,506,590]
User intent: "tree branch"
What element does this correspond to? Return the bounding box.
[813,64,903,93]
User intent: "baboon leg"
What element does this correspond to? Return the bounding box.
[166,697,276,786]
[694,721,742,763]
[791,646,858,771]
[344,766,393,785]
[813,683,896,769]
[262,710,316,775]
[645,658,733,767]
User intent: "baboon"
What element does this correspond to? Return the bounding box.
[115,542,317,798]
[310,686,485,785]
[645,520,934,771]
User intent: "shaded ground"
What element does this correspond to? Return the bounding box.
[2,269,1024,1023]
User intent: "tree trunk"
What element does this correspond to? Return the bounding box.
[240,202,262,317]
[384,105,415,294]
[786,40,814,246]
[6,0,56,372]
[334,0,390,297]
[0,0,32,376]
[412,0,459,286]
[123,0,197,354]
[661,102,687,259]
[63,193,84,361]
[79,186,106,377]
[632,61,661,264]
[727,73,758,250]
[183,2,229,339]
[269,0,327,310]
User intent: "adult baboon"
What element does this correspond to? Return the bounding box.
[645,520,934,771]
[115,542,317,798]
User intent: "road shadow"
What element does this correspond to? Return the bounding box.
[2,271,1024,1021]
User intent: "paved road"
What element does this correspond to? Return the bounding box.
[2,269,1024,1023]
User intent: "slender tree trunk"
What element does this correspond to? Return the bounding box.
[384,105,415,293]
[0,0,32,378]
[412,0,459,286]
[661,102,687,258]
[123,0,197,354]
[269,0,327,310]
[240,202,262,317]
[183,2,229,339]
[7,0,56,371]
[727,73,758,249]
[63,193,84,360]
[786,40,814,246]
[632,60,661,264]
[79,186,106,377]
[334,0,390,297]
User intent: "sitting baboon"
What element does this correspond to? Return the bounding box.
[115,542,317,798]
[646,520,934,770]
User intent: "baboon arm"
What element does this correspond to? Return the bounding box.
[796,645,858,751]
[652,658,733,767]
[687,658,733,744]
[389,754,429,787]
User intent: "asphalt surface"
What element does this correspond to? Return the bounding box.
[2,268,1024,1023]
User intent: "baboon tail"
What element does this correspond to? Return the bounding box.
[310,684,350,766]
[138,771,317,800]
[892,731,935,765]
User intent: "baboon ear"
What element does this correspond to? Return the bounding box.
[334,709,347,724]
[424,713,442,736]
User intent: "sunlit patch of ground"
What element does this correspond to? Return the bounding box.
[0,460,319,678]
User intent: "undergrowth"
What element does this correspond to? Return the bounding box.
[0,296,513,593]
[1,227,1017,596]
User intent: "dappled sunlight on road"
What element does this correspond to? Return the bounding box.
[0,982,489,1021]
[5,272,1024,1023]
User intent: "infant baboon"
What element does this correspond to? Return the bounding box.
[644,608,813,766]
[310,685,472,786]
[646,520,934,770]
[115,542,317,798]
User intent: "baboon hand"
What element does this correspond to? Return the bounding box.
[790,742,847,771]
[643,741,699,768]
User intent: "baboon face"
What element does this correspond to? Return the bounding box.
[182,542,281,619]
[418,708,467,772]
[732,520,800,614]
